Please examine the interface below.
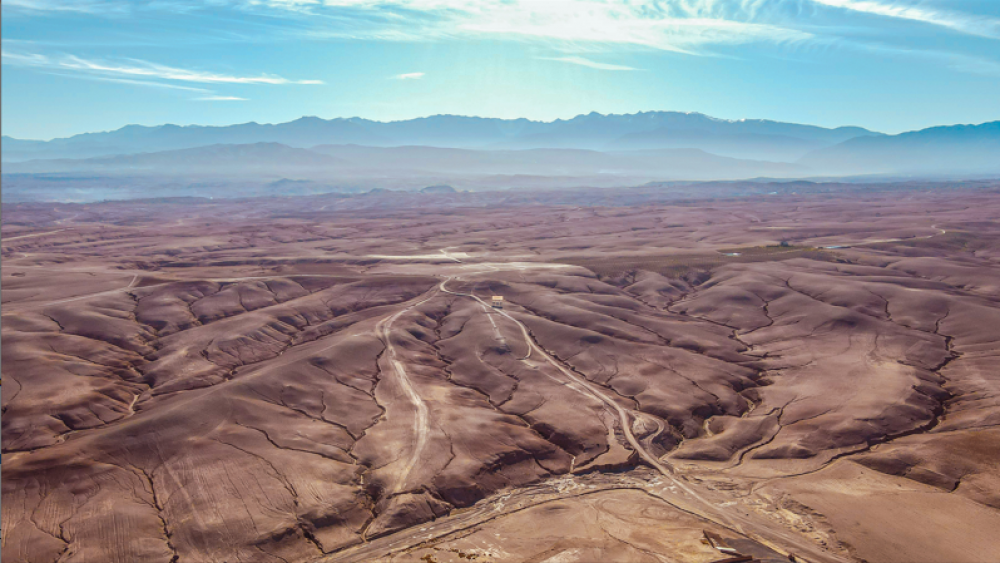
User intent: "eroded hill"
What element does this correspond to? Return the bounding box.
[3,184,1000,563]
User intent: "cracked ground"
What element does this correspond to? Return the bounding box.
[3,183,1000,563]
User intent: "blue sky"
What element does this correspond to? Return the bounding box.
[3,0,999,139]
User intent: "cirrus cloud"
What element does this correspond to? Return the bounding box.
[195,95,249,100]
[540,56,640,71]
[61,54,323,84]
[2,48,315,101]
[809,0,1000,39]
[5,0,999,78]
[2,49,324,85]
[222,0,817,55]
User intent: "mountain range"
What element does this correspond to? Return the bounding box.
[2,112,998,200]
[2,111,876,162]
[800,120,1000,175]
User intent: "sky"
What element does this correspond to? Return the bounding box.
[2,0,1000,140]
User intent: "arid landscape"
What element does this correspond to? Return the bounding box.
[4,181,1000,563]
[6,0,1000,559]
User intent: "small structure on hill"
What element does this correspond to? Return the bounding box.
[491,296,504,308]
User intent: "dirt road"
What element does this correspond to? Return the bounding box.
[374,286,442,494]
[439,276,851,563]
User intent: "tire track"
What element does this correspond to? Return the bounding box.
[441,279,720,502]
[374,285,443,494]
[440,275,853,563]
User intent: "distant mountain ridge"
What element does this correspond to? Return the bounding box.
[1,111,879,162]
[4,114,997,184]
[4,143,803,181]
[801,121,1000,175]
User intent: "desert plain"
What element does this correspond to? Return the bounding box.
[3,181,1000,563]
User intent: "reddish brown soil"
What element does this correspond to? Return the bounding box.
[3,185,1000,563]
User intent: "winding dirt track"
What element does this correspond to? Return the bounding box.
[375,285,443,494]
[437,275,851,563]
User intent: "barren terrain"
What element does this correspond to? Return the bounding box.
[4,183,1000,563]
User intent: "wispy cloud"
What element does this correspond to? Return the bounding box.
[541,56,640,71]
[2,49,324,102]
[2,0,127,14]
[44,72,213,92]
[13,1,996,52]
[8,0,999,45]
[254,1,814,55]
[195,95,249,101]
[5,0,998,77]
[1,49,300,101]
[393,72,424,79]
[809,0,1000,39]
[852,41,1000,77]
[2,50,323,85]
[65,55,323,84]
